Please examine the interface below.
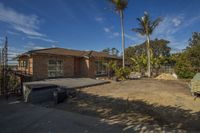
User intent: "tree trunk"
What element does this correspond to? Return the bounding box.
[120,10,125,69]
[146,35,151,77]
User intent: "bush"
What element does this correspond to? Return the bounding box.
[174,53,195,79]
[104,61,117,78]
[115,67,131,80]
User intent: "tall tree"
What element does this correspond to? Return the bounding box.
[102,48,110,54]
[110,0,128,68]
[125,39,171,73]
[132,12,162,77]
[111,48,119,56]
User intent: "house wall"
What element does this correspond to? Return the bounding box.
[32,54,74,80]
[18,56,33,75]
[80,58,90,77]
[18,54,122,81]
[88,58,96,78]
[88,57,122,77]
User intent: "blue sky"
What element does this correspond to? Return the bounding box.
[0,0,200,57]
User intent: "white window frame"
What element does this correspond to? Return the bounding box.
[95,60,107,76]
[48,59,64,78]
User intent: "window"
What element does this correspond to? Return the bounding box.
[95,60,107,75]
[48,59,64,78]
[19,60,28,68]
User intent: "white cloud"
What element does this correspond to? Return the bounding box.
[95,17,104,23]
[172,18,182,27]
[27,36,58,43]
[0,37,4,44]
[124,33,145,44]
[154,16,180,35]
[113,32,120,37]
[103,27,120,38]
[104,27,111,33]
[124,34,135,41]
[152,15,190,49]
[24,42,45,51]
[0,3,45,37]
[7,47,25,65]
[0,36,3,41]
[51,44,56,48]
[6,30,21,36]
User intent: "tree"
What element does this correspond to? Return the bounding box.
[102,48,110,54]
[111,48,119,56]
[174,52,195,79]
[102,47,119,56]
[125,39,170,71]
[174,32,200,78]
[187,32,200,69]
[110,0,128,68]
[132,12,162,77]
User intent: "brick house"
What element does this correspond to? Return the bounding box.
[17,48,121,81]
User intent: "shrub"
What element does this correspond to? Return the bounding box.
[115,67,131,80]
[174,53,195,79]
[104,61,117,78]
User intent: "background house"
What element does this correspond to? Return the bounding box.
[17,48,121,81]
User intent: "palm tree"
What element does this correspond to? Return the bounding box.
[110,0,128,68]
[132,12,162,77]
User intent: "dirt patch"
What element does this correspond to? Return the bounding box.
[53,79,200,132]
[155,73,177,80]
[81,79,200,111]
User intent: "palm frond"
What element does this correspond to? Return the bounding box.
[133,12,162,36]
[132,28,145,36]
[150,17,162,32]
[136,17,146,32]
[110,0,128,11]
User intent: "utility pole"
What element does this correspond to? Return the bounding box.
[0,46,2,95]
[4,36,8,98]
[1,43,5,95]
[0,36,8,97]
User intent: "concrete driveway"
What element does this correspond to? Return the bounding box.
[0,98,129,133]
[23,78,110,89]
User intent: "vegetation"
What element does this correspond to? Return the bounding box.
[125,39,172,75]
[115,67,131,80]
[104,60,117,78]
[102,48,119,56]
[110,0,128,68]
[174,32,200,79]
[0,68,20,95]
[105,60,130,80]
[132,12,162,77]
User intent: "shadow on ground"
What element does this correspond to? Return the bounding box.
[52,90,200,132]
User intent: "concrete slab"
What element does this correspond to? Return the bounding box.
[0,99,129,133]
[24,78,109,89]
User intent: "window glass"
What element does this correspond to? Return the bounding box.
[48,59,64,78]
[19,60,28,68]
[95,60,107,75]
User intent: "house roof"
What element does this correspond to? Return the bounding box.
[19,47,121,59]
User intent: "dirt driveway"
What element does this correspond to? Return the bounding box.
[55,79,200,132]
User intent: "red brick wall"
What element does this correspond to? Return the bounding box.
[18,56,33,75]
[32,55,48,80]
[32,54,74,80]
[80,58,89,77]
[88,58,96,78]
[18,54,122,80]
